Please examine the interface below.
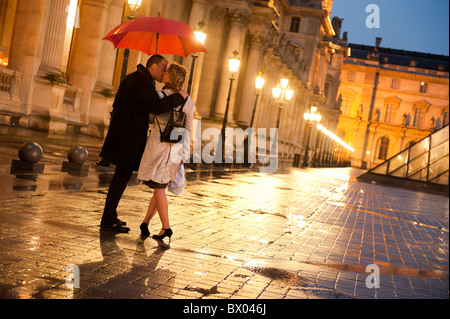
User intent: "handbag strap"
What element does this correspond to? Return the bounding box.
[161,91,188,111]
[155,112,163,135]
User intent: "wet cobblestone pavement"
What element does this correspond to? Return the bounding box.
[0,127,448,300]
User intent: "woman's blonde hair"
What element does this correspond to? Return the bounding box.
[165,63,187,92]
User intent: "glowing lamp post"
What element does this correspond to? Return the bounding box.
[187,21,207,95]
[127,0,142,14]
[271,79,293,157]
[249,73,265,128]
[220,50,241,162]
[120,0,142,82]
[272,78,293,129]
[302,106,322,167]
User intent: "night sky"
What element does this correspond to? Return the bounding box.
[330,0,449,56]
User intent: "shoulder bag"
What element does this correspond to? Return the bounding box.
[156,92,188,143]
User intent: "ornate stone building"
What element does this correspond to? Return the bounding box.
[0,0,346,164]
[336,38,449,169]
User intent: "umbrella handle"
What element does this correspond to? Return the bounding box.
[156,33,159,53]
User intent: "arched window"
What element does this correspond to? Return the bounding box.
[290,17,301,33]
[377,137,390,160]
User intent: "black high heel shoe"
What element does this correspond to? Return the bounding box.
[140,222,150,239]
[152,228,172,242]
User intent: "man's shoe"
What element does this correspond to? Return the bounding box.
[117,218,127,226]
[96,158,112,167]
[100,222,130,233]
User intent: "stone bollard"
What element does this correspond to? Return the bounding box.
[62,145,90,177]
[10,141,45,174]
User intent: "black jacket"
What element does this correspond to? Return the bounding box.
[100,64,184,171]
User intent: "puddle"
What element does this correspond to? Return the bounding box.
[185,168,251,183]
[183,285,220,297]
[174,247,244,263]
[244,265,306,286]
[308,262,449,279]
[0,162,254,194]
[343,203,448,231]
[248,209,287,219]
[276,187,294,191]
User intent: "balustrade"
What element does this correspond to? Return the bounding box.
[0,68,22,110]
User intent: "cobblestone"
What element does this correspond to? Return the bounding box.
[0,167,448,300]
[0,128,448,300]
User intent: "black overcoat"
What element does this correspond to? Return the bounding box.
[100,64,184,171]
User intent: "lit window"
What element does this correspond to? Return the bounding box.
[420,82,427,93]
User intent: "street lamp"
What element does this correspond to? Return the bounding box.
[249,73,265,128]
[127,0,142,17]
[302,106,321,167]
[228,51,241,73]
[272,78,293,129]
[187,21,207,95]
[220,50,240,162]
[271,78,293,158]
[313,123,324,167]
[120,0,142,82]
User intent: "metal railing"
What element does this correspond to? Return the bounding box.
[369,124,449,185]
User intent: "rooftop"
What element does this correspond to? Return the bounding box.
[348,43,449,72]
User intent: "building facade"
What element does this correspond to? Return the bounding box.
[336,38,449,169]
[0,0,346,164]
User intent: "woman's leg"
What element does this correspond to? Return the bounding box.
[154,188,170,234]
[143,193,158,224]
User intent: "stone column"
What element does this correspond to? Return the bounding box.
[39,0,71,75]
[188,0,208,38]
[256,49,277,130]
[186,0,209,104]
[292,89,307,147]
[316,47,328,94]
[71,0,109,127]
[195,5,226,117]
[213,9,249,121]
[237,31,266,126]
[95,0,123,90]
[29,0,73,134]
[8,0,47,114]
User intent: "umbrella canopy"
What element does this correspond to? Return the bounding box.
[103,16,207,57]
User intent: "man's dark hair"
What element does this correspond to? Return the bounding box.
[146,54,167,68]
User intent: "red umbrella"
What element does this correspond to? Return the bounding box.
[103,16,207,57]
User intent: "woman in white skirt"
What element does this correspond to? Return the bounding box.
[137,63,193,242]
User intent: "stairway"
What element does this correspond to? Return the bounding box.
[357,125,449,195]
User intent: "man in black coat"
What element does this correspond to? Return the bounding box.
[100,55,187,233]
